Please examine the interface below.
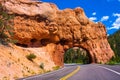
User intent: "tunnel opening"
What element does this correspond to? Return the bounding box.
[64,47,92,64]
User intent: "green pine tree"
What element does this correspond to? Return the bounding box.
[108,30,120,63]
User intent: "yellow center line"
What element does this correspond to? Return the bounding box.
[60,66,80,80]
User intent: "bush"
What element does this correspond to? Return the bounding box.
[106,56,120,65]
[26,53,36,61]
[52,66,60,70]
[107,61,116,65]
[39,63,44,69]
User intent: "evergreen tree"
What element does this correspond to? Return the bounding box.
[108,30,120,63]
[64,48,89,64]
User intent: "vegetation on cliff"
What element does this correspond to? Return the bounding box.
[0,4,15,44]
[26,53,37,61]
[108,30,120,64]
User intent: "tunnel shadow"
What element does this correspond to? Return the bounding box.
[64,47,92,64]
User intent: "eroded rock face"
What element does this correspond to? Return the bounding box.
[1,0,114,65]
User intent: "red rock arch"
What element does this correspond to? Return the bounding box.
[1,0,114,66]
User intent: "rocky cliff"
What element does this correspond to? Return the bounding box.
[0,44,56,79]
[0,0,114,78]
[1,0,114,64]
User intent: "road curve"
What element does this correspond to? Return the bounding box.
[18,65,77,80]
[18,64,120,80]
[69,64,120,80]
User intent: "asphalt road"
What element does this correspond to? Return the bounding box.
[18,65,77,80]
[69,64,120,80]
[19,64,120,80]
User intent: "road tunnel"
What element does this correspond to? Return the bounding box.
[64,47,92,64]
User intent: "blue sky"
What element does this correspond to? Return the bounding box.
[41,0,120,35]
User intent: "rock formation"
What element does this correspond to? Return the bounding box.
[0,44,56,79]
[1,0,114,67]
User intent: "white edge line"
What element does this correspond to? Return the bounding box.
[20,67,68,80]
[99,66,120,75]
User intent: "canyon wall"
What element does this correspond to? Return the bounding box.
[1,0,114,67]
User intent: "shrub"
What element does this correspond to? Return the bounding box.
[52,66,60,70]
[26,53,36,61]
[46,70,51,73]
[107,61,116,65]
[39,63,44,69]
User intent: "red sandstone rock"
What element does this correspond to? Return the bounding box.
[1,0,114,66]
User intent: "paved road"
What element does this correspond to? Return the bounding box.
[19,65,77,80]
[19,64,120,80]
[69,64,120,80]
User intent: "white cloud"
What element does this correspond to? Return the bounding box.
[89,17,97,21]
[113,13,120,17]
[92,12,96,16]
[101,16,109,21]
[110,17,120,29]
[107,14,120,30]
[107,34,110,36]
